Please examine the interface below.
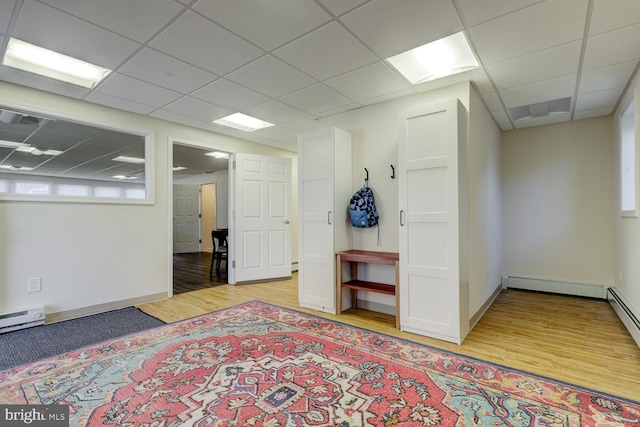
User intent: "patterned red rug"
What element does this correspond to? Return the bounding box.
[1,301,638,426]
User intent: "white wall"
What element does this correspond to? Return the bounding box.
[613,72,640,316]
[501,117,614,286]
[0,81,296,318]
[316,81,502,318]
[468,86,503,316]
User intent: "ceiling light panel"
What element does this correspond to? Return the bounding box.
[213,113,273,132]
[2,38,111,88]
[386,32,480,84]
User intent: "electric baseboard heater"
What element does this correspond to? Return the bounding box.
[0,306,45,333]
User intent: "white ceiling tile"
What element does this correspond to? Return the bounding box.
[243,100,307,124]
[583,23,640,71]
[194,0,331,51]
[38,0,183,43]
[325,62,410,102]
[192,79,270,111]
[151,109,211,128]
[470,0,588,64]
[280,116,320,133]
[575,87,623,111]
[579,61,638,94]
[317,102,361,118]
[481,92,503,112]
[488,41,581,90]
[84,92,156,115]
[499,74,577,108]
[491,109,513,130]
[12,0,141,69]
[589,0,640,36]
[0,0,15,33]
[513,113,571,129]
[151,11,265,76]
[119,48,217,94]
[457,0,543,27]
[226,55,316,98]
[274,22,378,81]
[316,0,369,17]
[574,106,614,120]
[279,83,353,114]
[340,0,464,58]
[96,74,182,108]
[358,88,416,106]
[252,125,299,142]
[161,96,233,122]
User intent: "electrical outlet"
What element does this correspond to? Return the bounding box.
[28,277,41,293]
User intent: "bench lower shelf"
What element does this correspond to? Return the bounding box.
[341,280,396,296]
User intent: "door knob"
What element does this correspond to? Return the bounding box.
[283,220,290,224]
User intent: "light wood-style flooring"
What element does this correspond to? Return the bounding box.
[138,274,640,402]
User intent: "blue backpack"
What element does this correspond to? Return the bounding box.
[349,182,379,228]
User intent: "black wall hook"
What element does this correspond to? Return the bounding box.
[390,165,395,179]
[364,167,369,181]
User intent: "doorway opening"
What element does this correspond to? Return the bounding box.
[171,140,230,295]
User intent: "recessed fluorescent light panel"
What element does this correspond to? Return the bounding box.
[173,166,187,171]
[0,140,29,149]
[16,146,63,156]
[213,113,274,132]
[112,156,145,164]
[205,151,229,159]
[112,175,138,180]
[1,38,111,88]
[386,31,480,84]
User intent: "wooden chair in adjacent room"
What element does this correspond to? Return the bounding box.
[209,230,228,278]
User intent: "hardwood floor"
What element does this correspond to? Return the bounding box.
[138,274,640,402]
[173,252,227,294]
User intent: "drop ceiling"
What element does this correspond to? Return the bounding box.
[0,0,639,156]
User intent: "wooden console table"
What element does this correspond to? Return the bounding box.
[336,250,400,328]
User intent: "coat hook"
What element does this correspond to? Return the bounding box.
[364,167,369,181]
[390,165,395,179]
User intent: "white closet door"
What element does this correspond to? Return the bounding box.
[298,130,336,312]
[398,99,469,344]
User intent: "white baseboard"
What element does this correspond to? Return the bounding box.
[46,292,168,324]
[470,283,502,329]
[501,275,606,299]
[608,287,640,348]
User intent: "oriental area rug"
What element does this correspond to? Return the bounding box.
[1,302,639,426]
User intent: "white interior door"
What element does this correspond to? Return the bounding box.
[173,184,200,253]
[233,153,292,282]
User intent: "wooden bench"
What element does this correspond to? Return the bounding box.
[336,250,400,328]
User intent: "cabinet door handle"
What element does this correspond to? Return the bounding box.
[400,210,405,226]
[328,211,332,225]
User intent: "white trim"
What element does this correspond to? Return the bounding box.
[45,292,167,324]
[501,275,607,299]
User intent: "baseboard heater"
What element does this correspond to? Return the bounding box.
[0,307,45,334]
[608,287,640,348]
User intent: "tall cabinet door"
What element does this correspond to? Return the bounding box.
[298,128,352,314]
[398,99,469,344]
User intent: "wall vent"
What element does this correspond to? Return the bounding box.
[0,307,45,334]
[508,97,571,121]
